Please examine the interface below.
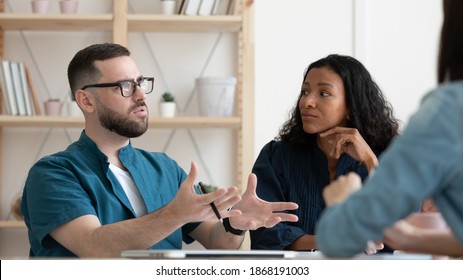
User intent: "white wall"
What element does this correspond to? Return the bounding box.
[359,0,442,125]
[0,0,443,258]
[254,0,354,153]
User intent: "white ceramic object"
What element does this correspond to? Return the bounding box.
[159,102,176,118]
[44,100,62,116]
[161,0,177,15]
[196,77,236,117]
[31,0,49,14]
[59,0,79,14]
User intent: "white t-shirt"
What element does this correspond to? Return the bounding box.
[109,164,147,217]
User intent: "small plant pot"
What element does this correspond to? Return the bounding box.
[59,0,79,14]
[31,0,49,14]
[159,102,176,118]
[44,100,62,116]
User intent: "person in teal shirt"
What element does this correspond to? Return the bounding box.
[316,0,463,258]
[21,43,299,258]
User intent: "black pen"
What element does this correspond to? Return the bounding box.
[198,182,222,222]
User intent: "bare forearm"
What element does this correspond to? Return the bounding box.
[362,153,378,174]
[403,230,463,257]
[57,204,186,258]
[190,220,244,249]
[93,210,183,256]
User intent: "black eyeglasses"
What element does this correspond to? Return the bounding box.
[81,76,155,97]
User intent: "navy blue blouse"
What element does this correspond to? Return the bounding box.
[250,138,371,250]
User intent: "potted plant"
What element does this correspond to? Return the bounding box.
[159,92,176,117]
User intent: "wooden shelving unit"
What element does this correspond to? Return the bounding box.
[0,0,255,230]
[127,15,242,32]
[0,13,113,30]
[0,220,25,228]
[0,115,241,129]
[0,14,241,33]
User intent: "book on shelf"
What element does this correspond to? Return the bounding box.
[211,0,221,15]
[10,61,27,116]
[0,60,18,115]
[18,62,34,116]
[0,61,11,115]
[198,0,215,15]
[184,0,201,15]
[230,0,240,15]
[212,0,236,15]
[176,0,186,14]
[178,0,188,14]
[0,60,38,116]
[24,65,41,115]
[226,0,234,15]
[213,0,224,15]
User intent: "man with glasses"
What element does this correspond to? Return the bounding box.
[20,43,298,258]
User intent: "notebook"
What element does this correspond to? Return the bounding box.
[121,249,304,259]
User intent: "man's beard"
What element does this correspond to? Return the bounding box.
[96,99,148,138]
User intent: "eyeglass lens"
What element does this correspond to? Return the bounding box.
[120,78,153,97]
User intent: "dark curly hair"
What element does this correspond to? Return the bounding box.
[277,54,400,152]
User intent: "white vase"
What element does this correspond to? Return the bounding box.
[161,0,177,15]
[159,102,176,118]
[196,76,237,117]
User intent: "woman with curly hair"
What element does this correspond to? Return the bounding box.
[250,54,400,250]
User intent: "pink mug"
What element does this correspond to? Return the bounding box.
[404,212,449,259]
[44,100,62,116]
[405,212,448,231]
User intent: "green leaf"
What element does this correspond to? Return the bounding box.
[161,92,175,102]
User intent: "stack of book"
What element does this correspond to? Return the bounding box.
[0,60,41,116]
[177,0,240,16]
